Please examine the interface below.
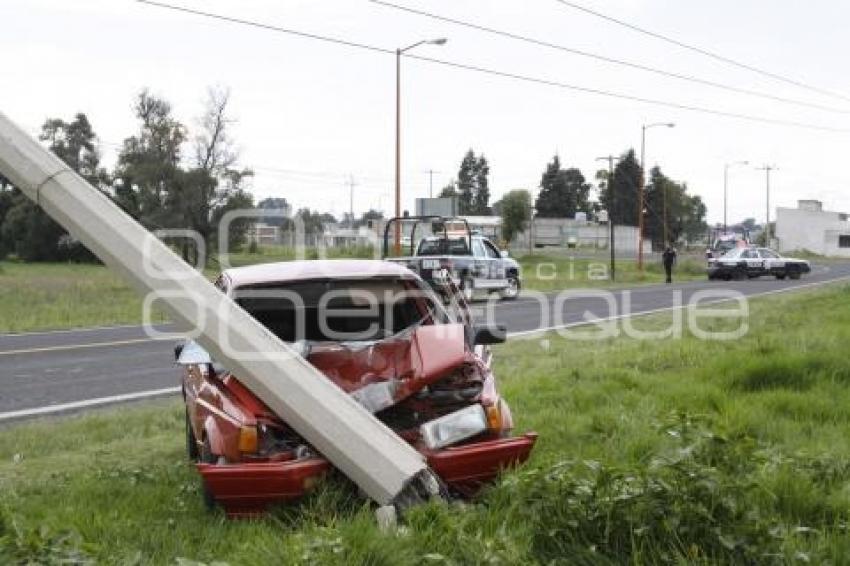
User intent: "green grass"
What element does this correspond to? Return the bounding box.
[0,249,705,333]
[0,261,168,333]
[516,253,705,292]
[4,284,850,563]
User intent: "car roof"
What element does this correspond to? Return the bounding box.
[421,234,484,241]
[222,259,417,288]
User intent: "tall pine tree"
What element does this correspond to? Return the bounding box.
[534,155,591,218]
[455,149,491,215]
[598,149,641,226]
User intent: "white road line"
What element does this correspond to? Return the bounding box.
[0,337,168,356]
[0,387,180,422]
[3,274,849,422]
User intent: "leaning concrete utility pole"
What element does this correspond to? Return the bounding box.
[0,111,441,509]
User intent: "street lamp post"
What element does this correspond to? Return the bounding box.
[723,160,749,233]
[394,38,447,253]
[638,122,675,270]
[757,165,777,245]
[597,155,620,281]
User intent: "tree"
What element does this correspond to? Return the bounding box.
[455,149,490,215]
[500,189,531,244]
[294,208,334,235]
[180,87,255,257]
[1,113,106,261]
[358,209,383,227]
[472,154,490,214]
[115,87,255,261]
[457,151,476,214]
[644,166,706,247]
[113,89,186,228]
[598,149,641,226]
[438,183,457,199]
[257,197,292,228]
[534,155,591,218]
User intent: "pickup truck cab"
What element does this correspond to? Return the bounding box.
[383,216,522,301]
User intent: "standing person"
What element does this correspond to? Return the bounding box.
[662,245,677,284]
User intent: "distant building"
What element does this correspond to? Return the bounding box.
[776,200,850,256]
[248,222,282,245]
[415,197,457,217]
[322,224,380,248]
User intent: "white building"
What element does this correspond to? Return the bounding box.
[775,200,850,257]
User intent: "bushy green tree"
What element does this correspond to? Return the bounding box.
[1,114,106,261]
[535,155,591,218]
[115,88,255,261]
[644,166,707,247]
[500,189,531,244]
[113,89,186,228]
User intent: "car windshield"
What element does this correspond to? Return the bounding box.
[720,248,743,258]
[417,237,471,256]
[232,277,446,343]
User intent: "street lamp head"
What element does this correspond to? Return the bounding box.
[665,122,676,128]
[428,38,448,45]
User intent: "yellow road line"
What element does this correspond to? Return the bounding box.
[0,337,163,356]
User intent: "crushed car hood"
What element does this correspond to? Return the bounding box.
[216,323,469,416]
[305,323,467,412]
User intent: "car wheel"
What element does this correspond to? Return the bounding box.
[499,275,520,300]
[462,277,475,302]
[185,410,199,461]
[789,270,801,280]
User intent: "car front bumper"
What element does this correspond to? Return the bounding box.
[198,432,538,517]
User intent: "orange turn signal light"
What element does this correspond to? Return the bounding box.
[485,403,502,432]
[238,425,258,453]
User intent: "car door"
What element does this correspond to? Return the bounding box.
[758,248,783,274]
[471,238,492,285]
[741,249,764,276]
[482,239,506,281]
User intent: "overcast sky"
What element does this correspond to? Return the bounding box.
[3,0,849,224]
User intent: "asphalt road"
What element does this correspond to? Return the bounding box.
[2,262,849,421]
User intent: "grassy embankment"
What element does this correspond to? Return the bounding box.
[0,247,704,333]
[3,283,850,563]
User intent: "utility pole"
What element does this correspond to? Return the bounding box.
[427,169,437,198]
[597,155,619,281]
[757,165,776,245]
[347,175,357,228]
[723,161,749,234]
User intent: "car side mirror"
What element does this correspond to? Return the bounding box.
[472,324,507,345]
[500,250,509,258]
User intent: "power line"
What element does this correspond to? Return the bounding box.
[135,0,850,133]
[369,0,850,115]
[551,0,850,104]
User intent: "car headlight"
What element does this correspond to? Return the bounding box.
[420,404,488,450]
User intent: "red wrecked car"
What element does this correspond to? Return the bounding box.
[176,259,536,517]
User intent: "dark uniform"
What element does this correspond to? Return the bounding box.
[662,247,677,284]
